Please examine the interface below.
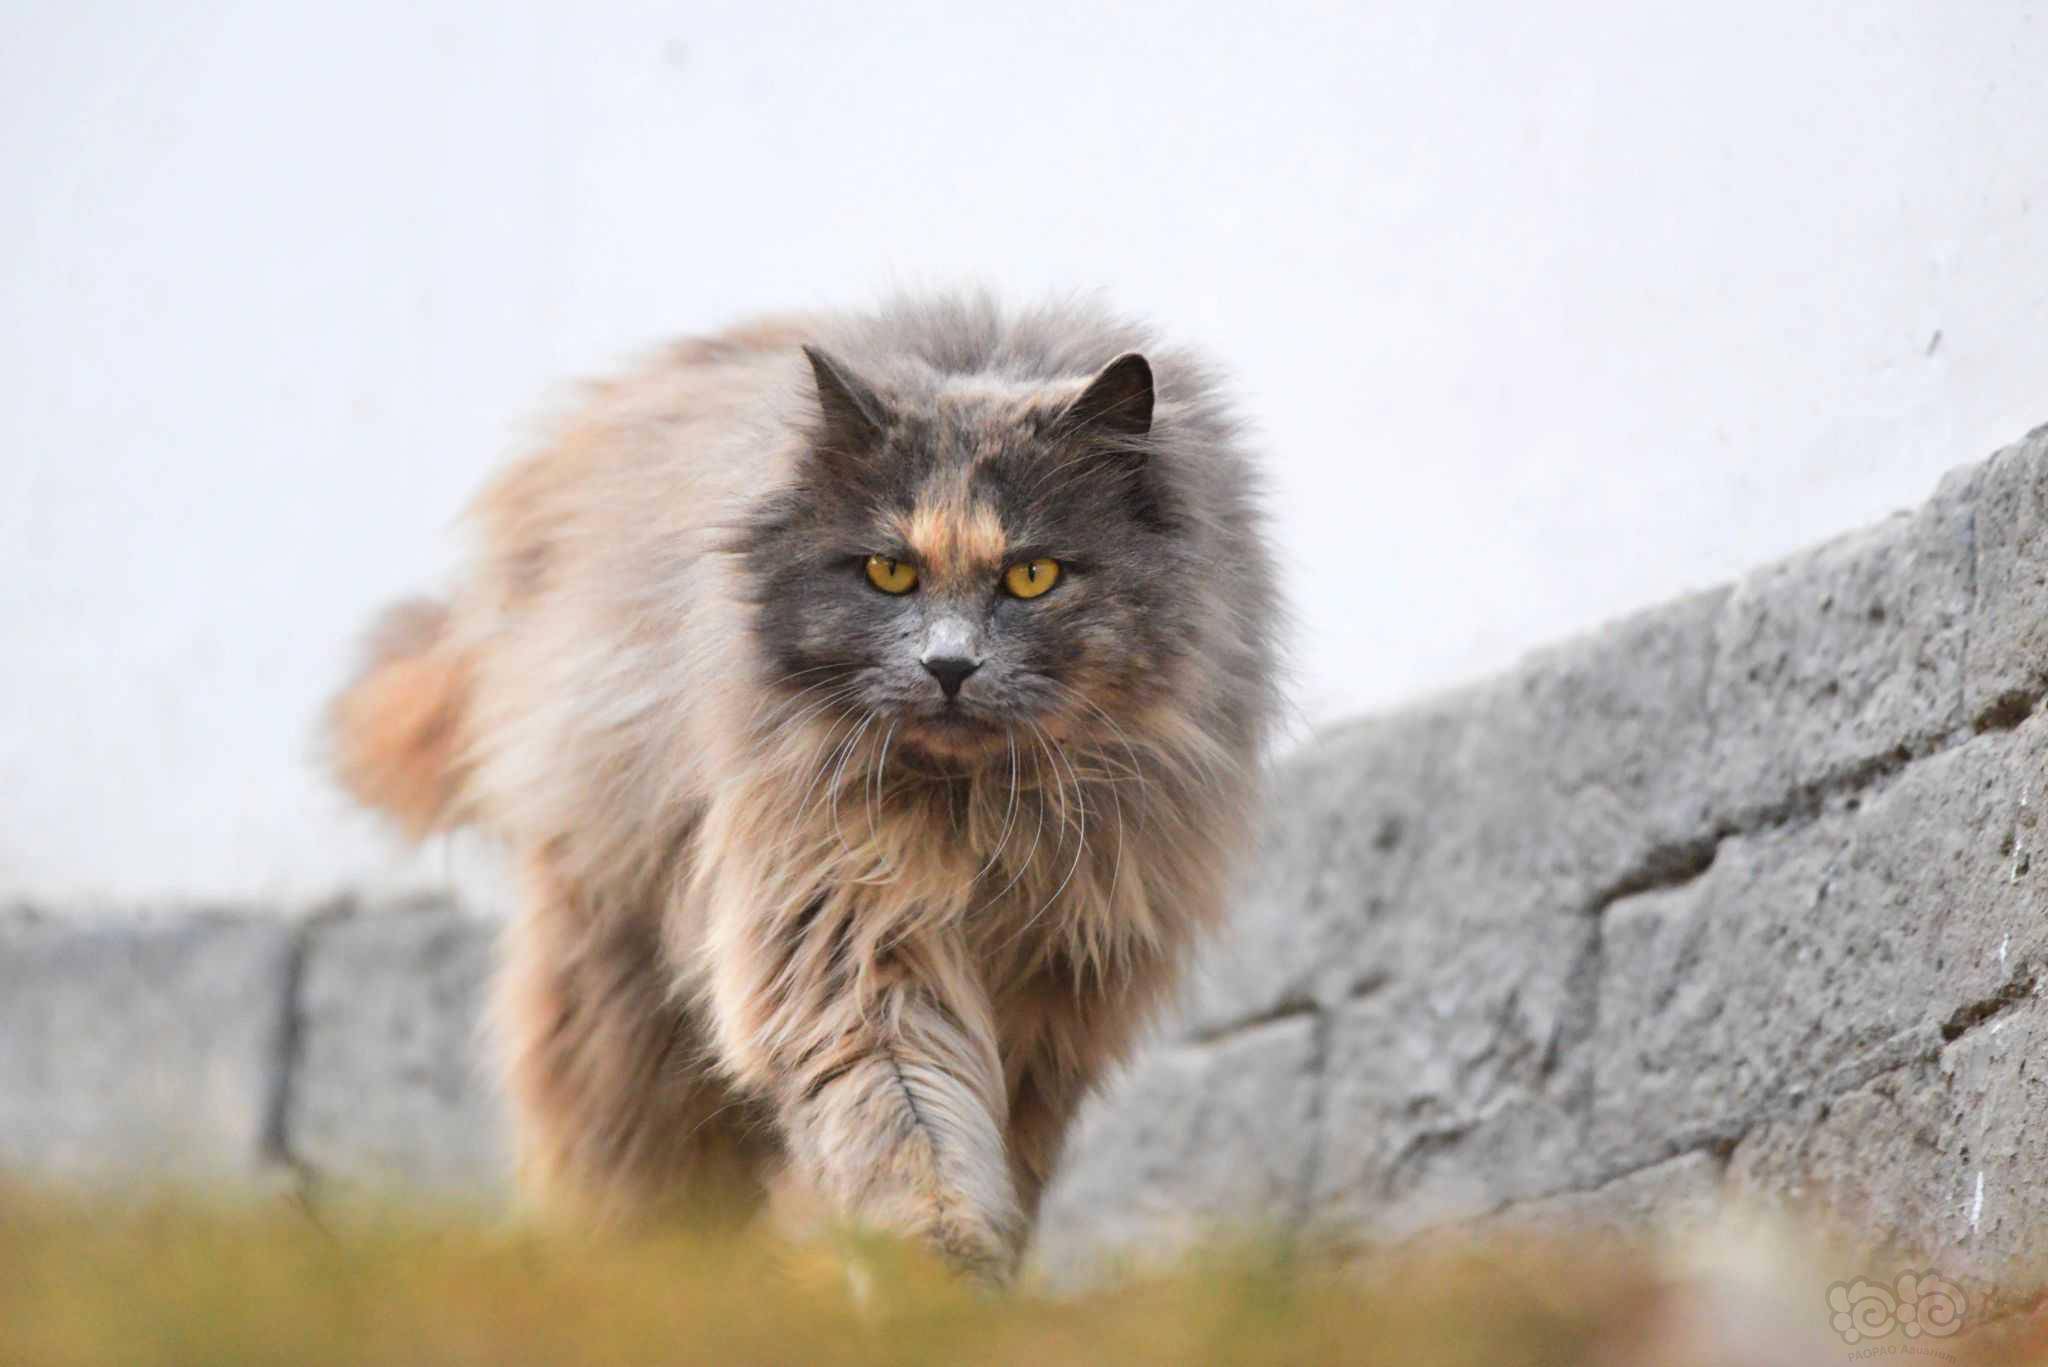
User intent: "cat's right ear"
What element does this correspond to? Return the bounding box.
[803,345,887,474]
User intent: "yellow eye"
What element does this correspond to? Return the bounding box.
[864,555,918,594]
[1003,558,1061,599]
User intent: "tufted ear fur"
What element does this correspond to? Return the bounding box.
[1048,352,1168,527]
[802,345,888,479]
[1055,352,1153,440]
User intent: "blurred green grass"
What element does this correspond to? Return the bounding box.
[4,1185,2045,1366]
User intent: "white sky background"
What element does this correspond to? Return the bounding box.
[4,1,2046,908]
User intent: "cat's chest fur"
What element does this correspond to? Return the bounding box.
[770,755,1131,949]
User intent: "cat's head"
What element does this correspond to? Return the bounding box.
[737,346,1197,765]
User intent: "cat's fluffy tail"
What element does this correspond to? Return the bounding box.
[327,597,471,838]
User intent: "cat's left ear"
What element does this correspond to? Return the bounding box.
[802,344,889,471]
[1056,353,1154,441]
[1049,353,1171,529]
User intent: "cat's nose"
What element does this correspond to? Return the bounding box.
[921,655,981,700]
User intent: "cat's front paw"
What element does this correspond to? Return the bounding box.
[933,1221,1019,1287]
[924,1210,1022,1288]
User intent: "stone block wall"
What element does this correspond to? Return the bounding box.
[7,423,2048,1289]
[1040,422,2048,1286]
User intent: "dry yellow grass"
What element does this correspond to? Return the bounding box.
[3,1185,2045,1366]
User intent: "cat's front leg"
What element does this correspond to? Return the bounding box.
[697,891,1022,1281]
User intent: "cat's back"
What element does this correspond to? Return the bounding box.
[467,314,820,601]
[446,315,831,865]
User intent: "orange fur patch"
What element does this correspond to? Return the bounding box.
[328,600,468,839]
[900,478,1007,585]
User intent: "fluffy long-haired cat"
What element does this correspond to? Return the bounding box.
[328,294,1282,1280]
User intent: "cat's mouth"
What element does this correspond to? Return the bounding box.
[899,705,1008,761]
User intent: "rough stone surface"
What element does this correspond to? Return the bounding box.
[1704,476,1975,823]
[8,423,2048,1290]
[285,901,512,1202]
[1591,762,1953,1170]
[1032,1016,1320,1282]
[1592,708,2048,1175]
[1177,710,1451,1036]
[1422,584,1726,920]
[0,910,297,1185]
[1308,912,1596,1239]
[1728,992,2048,1294]
[1964,428,2048,726]
[1478,1151,1727,1242]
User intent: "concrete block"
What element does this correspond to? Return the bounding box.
[1962,428,2048,726]
[1921,991,2048,1278]
[1177,709,1452,1036]
[1705,478,1974,820]
[1479,1150,1726,1242]
[1183,586,1724,1039]
[1032,1016,1320,1283]
[0,910,296,1185]
[285,902,512,1202]
[1308,913,1598,1239]
[1420,586,1725,924]
[1272,592,1728,1239]
[1591,824,1853,1167]
[1728,992,2048,1289]
[1592,718,2048,1172]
